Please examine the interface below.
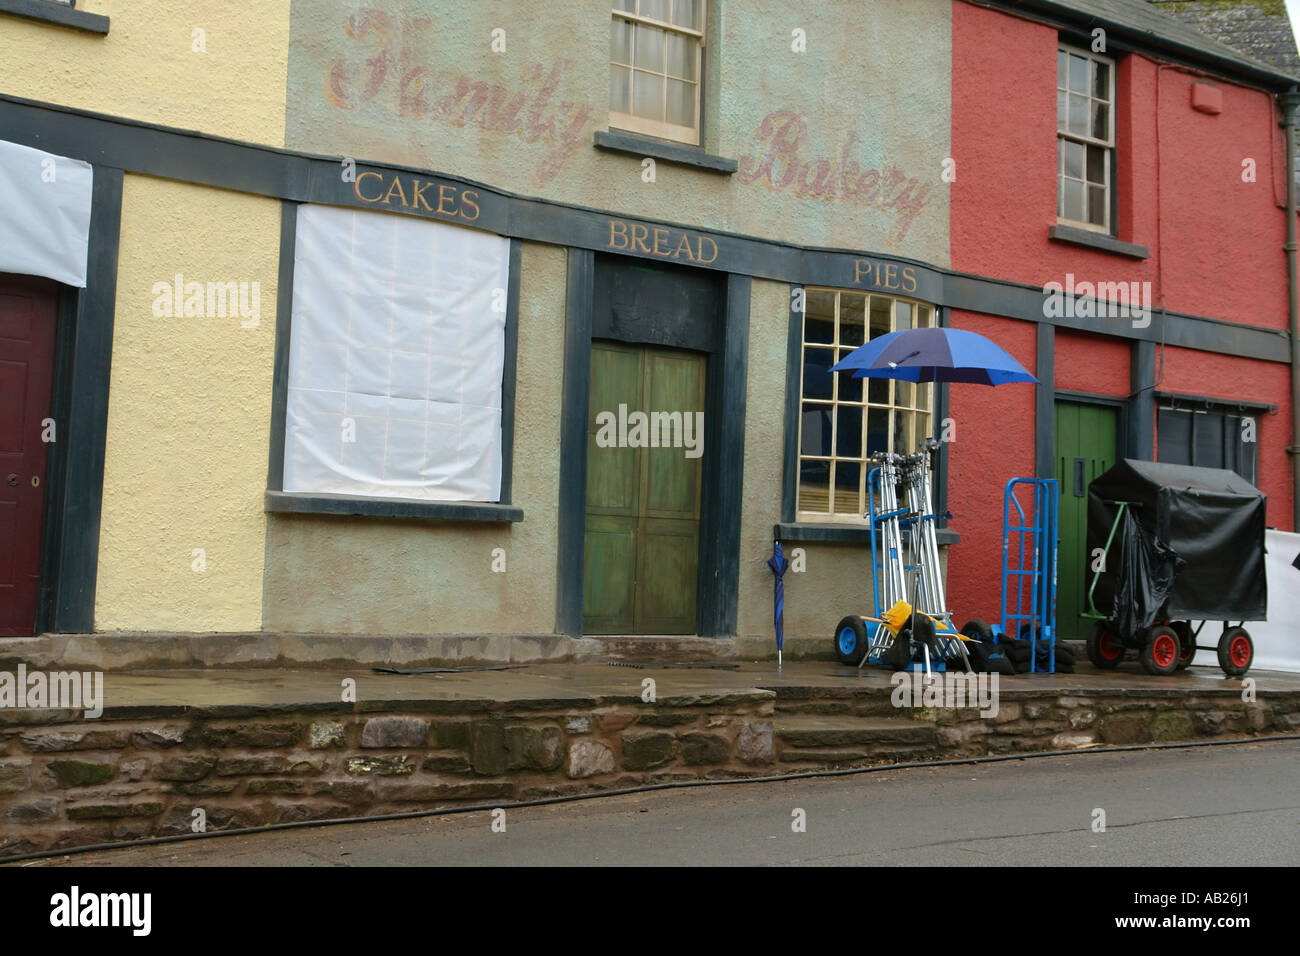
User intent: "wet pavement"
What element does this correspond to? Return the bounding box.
[56,659,1300,713]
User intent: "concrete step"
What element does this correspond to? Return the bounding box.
[775,715,938,767]
[772,697,903,719]
[777,715,937,748]
[778,743,941,764]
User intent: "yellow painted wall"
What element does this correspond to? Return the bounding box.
[0,0,290,146]
[94,174,279,631]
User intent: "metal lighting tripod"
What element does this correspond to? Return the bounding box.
[861,442,972,675]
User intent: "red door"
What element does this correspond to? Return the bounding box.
[0,274,58,636]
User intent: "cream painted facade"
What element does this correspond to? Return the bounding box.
[284,0,952,262]
[1,0,955,650]
[260,242,566,635]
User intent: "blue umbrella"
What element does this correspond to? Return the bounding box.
[767,540,789,670]
[830,327,1037,385]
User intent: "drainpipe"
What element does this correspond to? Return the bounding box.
[1282,88,1300,531]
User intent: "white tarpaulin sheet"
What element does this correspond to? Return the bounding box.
[1191,528,1300,673]
[283,204,509,502]
[0,139,93,287]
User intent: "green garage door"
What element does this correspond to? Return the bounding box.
[584,341,706,634]
[1055,401,1118,640]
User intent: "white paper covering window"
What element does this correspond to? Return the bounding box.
[283,204,509,502]
[0,139,93,288]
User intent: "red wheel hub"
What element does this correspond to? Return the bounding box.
[1152,634,1178,668]
[1098,632,1122,661]
[1230,635,1251,668]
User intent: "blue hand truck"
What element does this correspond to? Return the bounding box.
[994,477,1059,672]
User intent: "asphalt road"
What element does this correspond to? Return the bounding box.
[24,740,1300,867]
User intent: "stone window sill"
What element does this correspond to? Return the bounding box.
[0,0,109,34]
[594,129,737,174]
[774,522,959,546]
[1048,224,1149,260]
[266,491,523,523]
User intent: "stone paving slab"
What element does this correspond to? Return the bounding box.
[3,659,1295,721]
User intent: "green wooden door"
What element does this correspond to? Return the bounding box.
[1054,401,1118,640]
[584,341,705,634]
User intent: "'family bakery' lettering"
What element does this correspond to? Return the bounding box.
[737,111,934,246]
[852,258,917,294]
[607,220,718,264]
[353,171,480,222]
[324,12,593,186]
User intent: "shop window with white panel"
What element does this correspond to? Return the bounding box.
[283,204,509,502]
[797,289,936,520]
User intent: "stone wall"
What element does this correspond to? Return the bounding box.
[0,692,775,858]
[3,680,1296,859]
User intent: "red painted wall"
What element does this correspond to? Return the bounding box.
[946,0,1296,624]
[945,310,1037,624]
[1055,330,1129,397]
[950,1,1290,329]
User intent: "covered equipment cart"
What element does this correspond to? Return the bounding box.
[1084,459,1267,676]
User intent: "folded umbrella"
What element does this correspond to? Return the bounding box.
[767,540,789,670]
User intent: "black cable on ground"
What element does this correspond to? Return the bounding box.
[3,732,1298,865]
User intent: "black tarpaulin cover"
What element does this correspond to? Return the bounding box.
[1110,507,1184,637]
[1087,459,1267,624]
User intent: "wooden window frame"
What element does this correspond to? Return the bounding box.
[1057,43,1116,235]
[795,288,936,523]
[610,1,705,146]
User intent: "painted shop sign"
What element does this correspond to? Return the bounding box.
[350,169,481,223]
[320,168,937,301]
[737,111,935,246]
[850,258,919,295]
[606,219,718,264]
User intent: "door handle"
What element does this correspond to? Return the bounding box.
[6,474,16,487]
[1073,458,1086,497]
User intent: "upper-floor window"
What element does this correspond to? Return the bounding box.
[610,0,705,145]
[797,289,936,521]
[1057,45,1114,233]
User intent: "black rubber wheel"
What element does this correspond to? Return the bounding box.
[1140,625,1181,676]
[1173,621,1195,671]
[887,627,914,671]
[1086,621,1125,669]
[833,615,870,665]
[1217,626,1254,677]
[961,618,995,642]
[910,613,939,655]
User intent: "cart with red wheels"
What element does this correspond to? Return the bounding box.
[1082,461,1266,678]
[1085,618,1255,677]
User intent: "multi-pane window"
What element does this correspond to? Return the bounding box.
[797,289,935,520]
[610,0,704,145]
[1157,404,1258,486]
[1057,45,1114,231]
